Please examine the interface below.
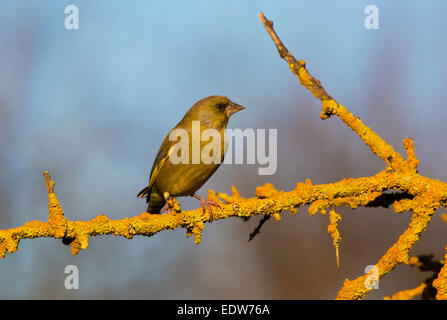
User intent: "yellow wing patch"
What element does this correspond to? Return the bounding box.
[148,144,175,189]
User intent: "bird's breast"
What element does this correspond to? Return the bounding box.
[154,127,227,196]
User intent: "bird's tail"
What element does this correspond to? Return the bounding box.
[137,186,166,214]
[137,186,150,199]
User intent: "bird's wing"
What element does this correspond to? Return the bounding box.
[138,136,176,200]
[147,136,177,190]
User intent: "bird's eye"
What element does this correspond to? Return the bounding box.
[216,103,224,110]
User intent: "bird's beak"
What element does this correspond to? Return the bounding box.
[226,102,245,117]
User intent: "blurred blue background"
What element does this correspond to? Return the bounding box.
[0,0,446,299]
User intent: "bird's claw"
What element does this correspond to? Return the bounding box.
[160,203,174,214]
[193,194,220,222]
[161,196,181,214]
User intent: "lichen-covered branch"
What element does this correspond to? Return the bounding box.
[384,283,427,300]
[257,12,447,300]
[433,247,447,299]
[0,13,446,300]
[385,254,444,300]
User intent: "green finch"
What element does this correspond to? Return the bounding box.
[137,95,245,217]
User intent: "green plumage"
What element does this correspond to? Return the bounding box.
[138,95,245,213]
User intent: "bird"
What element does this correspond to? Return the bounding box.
[137,95,245,219]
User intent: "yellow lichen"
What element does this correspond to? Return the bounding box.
[255,183,278,198]
[384,283,426,300]
[433,245,447,300]
[327,209,342,270]
[441,213,447,225]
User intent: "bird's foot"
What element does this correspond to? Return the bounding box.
[160,203,173,214]
[161,196,181,214]
[193,194,221,222]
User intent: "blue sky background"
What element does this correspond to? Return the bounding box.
[0,0,446,299]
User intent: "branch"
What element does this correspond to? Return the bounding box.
[433,248,447,299]
[258,12,406,170]
[248,214,272,242]
[384,283,427,300]
[0,170,414,257]
[385,254,444,300]
[257,12,447,299]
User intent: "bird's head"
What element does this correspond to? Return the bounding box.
[185,95,245,129]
